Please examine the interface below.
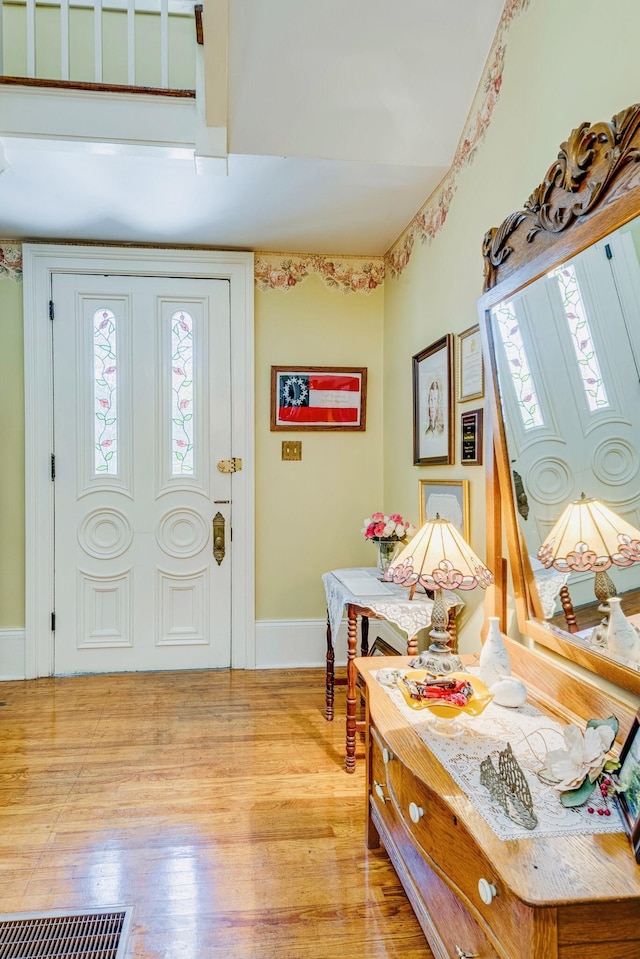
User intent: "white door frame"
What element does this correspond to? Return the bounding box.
[23,243,255,678]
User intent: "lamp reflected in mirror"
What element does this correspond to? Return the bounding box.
[385,515,493,674]
[537,493,640,656]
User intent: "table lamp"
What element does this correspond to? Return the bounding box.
[537,493,640,644]
[385,515,493,674]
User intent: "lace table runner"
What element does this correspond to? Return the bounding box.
[323,568,462,644]
[376,670,624,841]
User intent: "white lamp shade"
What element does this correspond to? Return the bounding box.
[538,495,640,573]
[385,516,493,592]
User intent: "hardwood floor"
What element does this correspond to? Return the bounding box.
[0,668,432,958]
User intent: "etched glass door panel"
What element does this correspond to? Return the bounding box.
[52,273,231,673]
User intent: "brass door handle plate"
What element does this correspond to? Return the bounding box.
[212,512,225,565]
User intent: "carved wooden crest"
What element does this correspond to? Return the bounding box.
[482,104,640,291]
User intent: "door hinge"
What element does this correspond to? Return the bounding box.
[51,612,56,631]
[217,457,242,474]
[49,299,54,320]
[51,453,55,480]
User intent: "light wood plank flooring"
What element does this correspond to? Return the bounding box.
[0,668,432,958]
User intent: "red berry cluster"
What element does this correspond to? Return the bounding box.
[587,777,613,815]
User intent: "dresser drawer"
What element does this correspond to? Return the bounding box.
[371,724,540,959]
[370,788,502,959]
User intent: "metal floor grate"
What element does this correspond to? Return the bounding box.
[0,908,132,959]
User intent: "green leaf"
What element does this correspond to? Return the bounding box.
[586,715,619,736]
[560,778,596,807]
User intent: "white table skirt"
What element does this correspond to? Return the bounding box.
[322,567,463,643]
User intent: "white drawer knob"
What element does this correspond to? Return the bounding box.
[409,801,424,823]
[382,747,393,764]
[374,782,389,804]
[478,878,497,905]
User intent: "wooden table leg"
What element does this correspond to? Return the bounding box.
[406,634,418,657]
[345,604,358,773]
[325,612,335,721]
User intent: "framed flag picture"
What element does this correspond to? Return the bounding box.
[270,366,367,431]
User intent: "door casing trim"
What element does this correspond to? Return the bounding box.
[23,243,255,677]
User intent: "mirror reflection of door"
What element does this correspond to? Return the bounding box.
[490,224,640,617]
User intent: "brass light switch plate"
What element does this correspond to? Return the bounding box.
[282,440,302,461]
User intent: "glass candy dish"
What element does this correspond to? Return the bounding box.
[396,670,493,737]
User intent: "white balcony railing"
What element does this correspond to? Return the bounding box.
[0,0,196,90]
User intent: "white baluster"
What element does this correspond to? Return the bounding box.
[127,0,135,85]
[26,0,35,77]
[60,0,69,81]
[94,0,103,83]
[0,0,4,75]
[160,0,168,87]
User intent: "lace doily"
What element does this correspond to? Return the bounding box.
[323,568,463,644]
[376,670,624,841]
[530,556,570,619]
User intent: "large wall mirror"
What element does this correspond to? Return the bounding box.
[478,103,640,696]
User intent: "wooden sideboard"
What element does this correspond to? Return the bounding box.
[356,648,640,959]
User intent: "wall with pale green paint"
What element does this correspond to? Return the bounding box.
[382,0,640,652]
[255,278,384,621]
[0,277,25,627]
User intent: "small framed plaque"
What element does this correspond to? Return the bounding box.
[461,408,483,465]
[457,324,484,402]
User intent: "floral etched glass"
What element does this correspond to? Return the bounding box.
[492,300,544,431]
[93,308,118,474]
[171,309,194,475]
[550,264,609,412]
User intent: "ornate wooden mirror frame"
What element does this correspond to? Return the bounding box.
[477,103,640,696]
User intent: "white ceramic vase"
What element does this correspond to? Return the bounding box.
[479,617,511,689]
[606,597,640,663]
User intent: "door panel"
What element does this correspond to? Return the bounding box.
[52,273,231,674]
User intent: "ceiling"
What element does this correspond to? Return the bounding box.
[0,0,505,256]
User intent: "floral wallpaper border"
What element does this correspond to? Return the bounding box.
[0,243,23,281]
[386,0,531,279]
[254,253,384,295]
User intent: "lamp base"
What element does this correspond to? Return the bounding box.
[410,589,462,675]
[410,641,462,676]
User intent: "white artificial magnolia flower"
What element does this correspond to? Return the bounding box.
[540,723,615,792]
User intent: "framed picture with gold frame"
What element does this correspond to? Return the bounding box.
[419,479,470,540]
[457,324,484,402]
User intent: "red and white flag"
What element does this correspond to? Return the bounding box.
[276,371,363,426]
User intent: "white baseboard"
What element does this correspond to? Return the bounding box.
[0,621,406,678]
[0,629,26,680]
[254,617,405,669]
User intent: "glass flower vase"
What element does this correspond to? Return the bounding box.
[376,538,399,574]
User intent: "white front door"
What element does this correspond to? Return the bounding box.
[51,272,232,674]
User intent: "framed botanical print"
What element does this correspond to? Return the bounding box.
[412,335,454,465]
